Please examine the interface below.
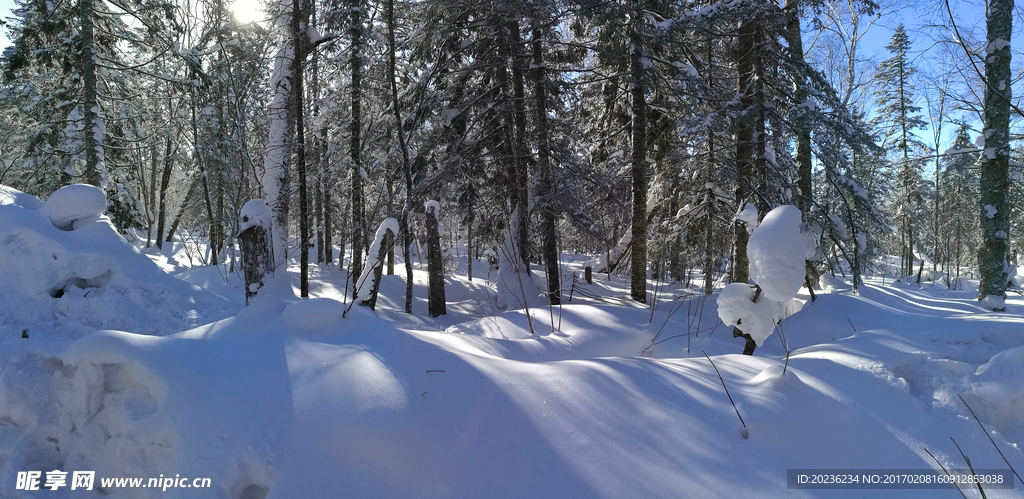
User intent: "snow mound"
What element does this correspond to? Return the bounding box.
[717,283,781,347]
[0,327,291,499]
[0,185,229,343]
[972,345,1024,408]
[40,184,107,231]
[0,185,44,209]
[279,298,345,333]
[819,274,850,293]
[748,205,808,303]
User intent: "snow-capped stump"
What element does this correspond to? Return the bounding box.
[239,199,274,305]
[40,184,107,231]
[356,217,399,310]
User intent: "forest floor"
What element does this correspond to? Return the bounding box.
[2,189,1024,498]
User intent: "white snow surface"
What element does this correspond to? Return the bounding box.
[5,193,1024,498]
[40,184,107,231]
[985,204,998,219]
[748,205,808,303]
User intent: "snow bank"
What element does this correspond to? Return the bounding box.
[748,205,808,303]
[40,184,107,231]
[0,185,228,343]
[0,324,291,499]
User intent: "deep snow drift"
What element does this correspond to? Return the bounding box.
[0,186,229,342]
[2,188,1024,498]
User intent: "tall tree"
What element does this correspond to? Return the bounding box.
[977,0,1012,310]
[873,25,926,278]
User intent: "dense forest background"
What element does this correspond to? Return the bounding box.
[0,0,1020,318]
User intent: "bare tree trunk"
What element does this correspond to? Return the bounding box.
[978,0,1012,309]
[732,9,761,355]
[387,0,414,314]
[293,0,309,297]
[426,203,446,317]
[349,0,365,299]
[629,3,648,304]
[510,20,530,267]
[532,23,559,305]
[156,135,173,249]
[240,201,275,305]
[166,178,199,244]
[80,0,102,187]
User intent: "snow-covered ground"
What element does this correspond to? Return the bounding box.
[3,186,1024,498]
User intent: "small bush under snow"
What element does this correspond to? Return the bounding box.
[40,184,107,231]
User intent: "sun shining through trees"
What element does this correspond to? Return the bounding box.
[231,0,265,25]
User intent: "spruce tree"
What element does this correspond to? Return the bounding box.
[872,25,927,278]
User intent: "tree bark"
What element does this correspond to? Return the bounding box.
[156,135,173,249]
[349,0,365,299]
[978,0,1012,309]
[239,205,274,305]
[426,204,446,317]
[293,0,309,297]
[732,7,763,354]
[532,24,560,305]
[629,4,648,304]
[79,0,102,187]
[387,0,414,314]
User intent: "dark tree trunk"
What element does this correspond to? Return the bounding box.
[426,205,446,317]
[359,228,394,310]
[532,24,560,305]
[510,20,530,267]
[156,135,173,249]
[732,11,762,354]
[166,178,199,244]
[629,4,648,304]
[293,0,309,297]
[147,142,157,247]
[349,0,365,299]
[80,0,101,186]
[387,0,414,314]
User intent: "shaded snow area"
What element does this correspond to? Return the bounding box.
[4,189,1024,497]
[0,186,229,341]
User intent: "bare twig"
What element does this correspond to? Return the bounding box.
[924,447,967,499]
[950,437,988,499]
[703,349,748,439]
[958,393,1024,485]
